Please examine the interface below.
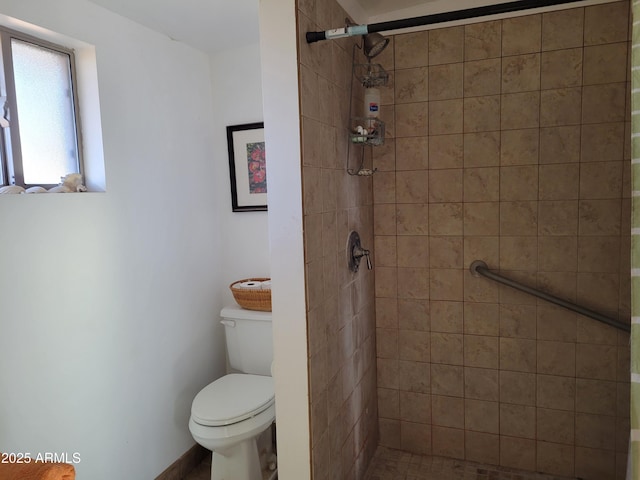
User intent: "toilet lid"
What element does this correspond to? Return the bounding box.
[191,374,274,427]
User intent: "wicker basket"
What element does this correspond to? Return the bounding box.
[229,278,272,311]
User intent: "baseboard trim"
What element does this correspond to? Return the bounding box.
[155,443,208,480]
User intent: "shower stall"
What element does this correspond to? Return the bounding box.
[296,0,633,478]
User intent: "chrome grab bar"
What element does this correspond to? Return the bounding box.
[469,260,630,333]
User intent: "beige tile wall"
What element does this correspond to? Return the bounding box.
[298,0,379,479]
[373,2,631,479]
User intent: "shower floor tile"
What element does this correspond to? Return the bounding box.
[364,446,574,480]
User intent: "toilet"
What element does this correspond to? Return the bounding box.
[189,305,275,480]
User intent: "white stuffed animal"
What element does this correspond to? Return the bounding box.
[24,186,47,194]
[48,173,87,193]
[0,173,87,194]
[0,185,25,194]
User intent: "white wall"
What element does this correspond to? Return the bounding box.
[209,44,270,306]
[0,0,265,477]
[260,1,311,478]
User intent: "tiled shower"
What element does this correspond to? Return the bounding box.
[298,0,631,479]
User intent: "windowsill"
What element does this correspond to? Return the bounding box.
[0,190,105,195]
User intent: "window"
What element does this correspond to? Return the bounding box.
[0,27,82,188]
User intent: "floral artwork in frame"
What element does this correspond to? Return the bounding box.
[226,122,267,212]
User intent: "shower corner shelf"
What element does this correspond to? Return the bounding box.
[354,63,389,87]
[349,117,385,146]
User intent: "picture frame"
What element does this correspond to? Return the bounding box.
[226,122,267,212]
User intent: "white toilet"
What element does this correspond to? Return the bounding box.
[189,305,275,480]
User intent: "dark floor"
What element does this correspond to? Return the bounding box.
[182,454,210,480]
[183,453,277,480]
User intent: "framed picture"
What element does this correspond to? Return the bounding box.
[226,122,267,212]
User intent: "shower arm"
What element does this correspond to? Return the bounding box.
[306,0,583,44]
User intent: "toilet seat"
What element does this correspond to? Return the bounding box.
[191,374,274,427]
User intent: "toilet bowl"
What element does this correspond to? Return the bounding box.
[189,374,275,480]
[189,306,275,480]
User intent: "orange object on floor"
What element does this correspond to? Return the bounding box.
[0,461,75,480]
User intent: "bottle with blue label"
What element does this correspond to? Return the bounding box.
[364,88,380,118]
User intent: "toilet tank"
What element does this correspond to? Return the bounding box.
[220,305,273,376]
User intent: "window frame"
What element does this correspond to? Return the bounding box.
[0,26,83,189]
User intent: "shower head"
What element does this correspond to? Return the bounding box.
[344,18,389,59]
[363,32,389,59]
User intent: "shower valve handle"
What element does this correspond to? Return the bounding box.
[348,231,373,272]
[353,246,372,270]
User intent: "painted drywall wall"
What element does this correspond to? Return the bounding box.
[0,0,266,477]
[259,1,312,478]
[209,43,270,306]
